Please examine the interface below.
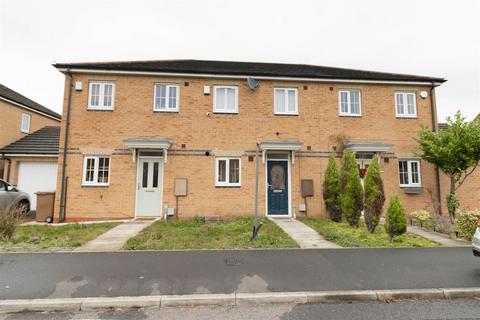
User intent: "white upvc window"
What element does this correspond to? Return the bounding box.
[88,81,115,110]
[395,92,417,118]
[398,160,421,187]
[153,84,180,112]
[338,89,361,116]
[274,88,298,115]
[215,157,241,187]
[82,156,111,186]
[21,113,31,133]
[213,86,238,113]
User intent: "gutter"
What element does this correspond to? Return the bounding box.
[55,68,445,86]
[430,83,443,216]
[58,71,73,222]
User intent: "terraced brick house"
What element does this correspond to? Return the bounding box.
[0,84,61,210]
[52,59,456,222]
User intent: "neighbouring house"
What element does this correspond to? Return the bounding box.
[0,84,61,210]
[0,126,60,210]
[51,59,454,222]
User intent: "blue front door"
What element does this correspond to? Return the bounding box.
[267,160,289,215]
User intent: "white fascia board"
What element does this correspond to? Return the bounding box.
[56,68,443,86]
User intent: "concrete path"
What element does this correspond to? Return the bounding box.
[74,220,155,252]
[271,218,340,248]
[407,226,469,247]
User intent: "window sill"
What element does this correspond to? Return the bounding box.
[212,111,239,115]
[20,130,29,134]
[215,185,241,188]
[339,114,362,118]
[87,108,114,112]
[274,113,299,116]
[153,109,179,113]
[81,184,110,188]
[396,115,418,119]
[401,186,423,194]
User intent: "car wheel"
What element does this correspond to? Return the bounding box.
[45,217,53,223]
[18,201,30,215]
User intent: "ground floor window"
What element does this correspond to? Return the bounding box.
[398,160,421,187]
[215,157,241,187]
[82,156,111,186]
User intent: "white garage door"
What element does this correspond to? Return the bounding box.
[17,162,58,210]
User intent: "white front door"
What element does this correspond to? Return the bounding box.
[135,157,163,217]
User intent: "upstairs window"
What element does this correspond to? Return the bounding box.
[215,157,241,187]
[274,88,298,115]
[83,156,111,186]
[154,84,179,112]
[214,86,238,113]
[339,89,361,116]
[395,92,417,118]
[88,81,115,110]
[398,160,421,187]
[21,113,31,133]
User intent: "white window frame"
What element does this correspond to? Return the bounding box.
[395,91,417,118]
[21,113,31,133]
[88,81,115,110]
[215,157,241,187]
[274,88,298,115]
[338,89,362,117]
[153,83,180,112]
[82,156,111,186]
[213,86,238,114]
[398,160,422,187]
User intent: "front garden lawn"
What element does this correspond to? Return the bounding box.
[123,217,298,250]
[0,222,120,250]
[300,218,440,248]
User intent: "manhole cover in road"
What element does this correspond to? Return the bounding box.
[225,258,243,266]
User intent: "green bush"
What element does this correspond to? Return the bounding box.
[384,194,407,242]
[363,155,385,233]
[456,210,480,241]
[339,150,364,227]
[322,155,342,222]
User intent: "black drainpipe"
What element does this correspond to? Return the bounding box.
[58,70,73,222]
[430,83,443,216]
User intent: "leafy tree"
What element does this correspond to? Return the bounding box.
[363,155,385,233]
[339,150,364,227]
[418,112,480,222]
[384,194,407,242]
[323,155,342,222]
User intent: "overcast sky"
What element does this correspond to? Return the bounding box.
[0,0,478,121]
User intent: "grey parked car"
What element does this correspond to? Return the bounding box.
[0,179,30,213]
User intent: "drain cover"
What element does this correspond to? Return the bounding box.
[225,258,243,266]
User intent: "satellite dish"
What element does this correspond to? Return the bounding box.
[420,91,428,99]
[247,77,259,90]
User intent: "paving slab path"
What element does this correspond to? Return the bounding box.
[271,218,341,249]
[74,219,155,252]
[407,226,469,247]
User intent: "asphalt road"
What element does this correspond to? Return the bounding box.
[1,300,480,320]
[1,247,480,300]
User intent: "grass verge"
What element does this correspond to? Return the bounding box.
[300,218,440,248]
[0,222,120,250]
[123,217,298,250]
